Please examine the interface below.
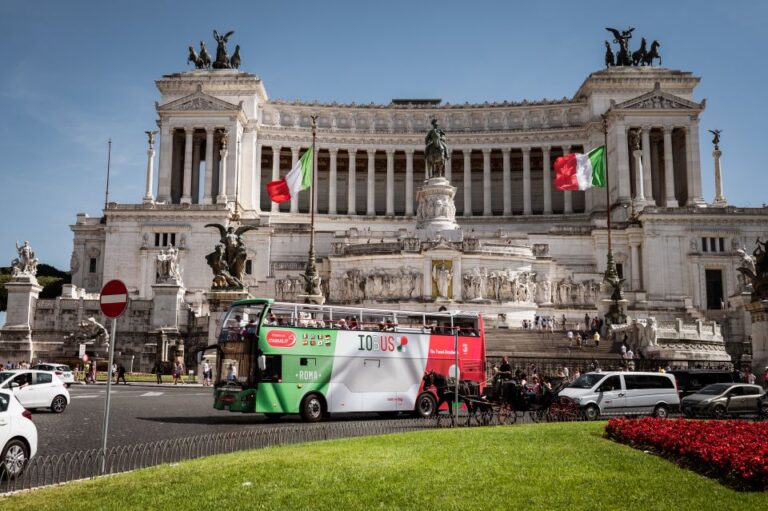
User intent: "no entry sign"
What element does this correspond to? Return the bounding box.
[100,279,128,318]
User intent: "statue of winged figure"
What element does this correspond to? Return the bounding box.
[212,30,235,69]
[205,223,257,289]
[708,129,722,149]
[605,27,634,66]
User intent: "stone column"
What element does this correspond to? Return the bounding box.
[630,242,641,290]
[542,146,552,214]
[633,146,646,202]
[405,149,414,216]
[290,147,300,213]
[641,127,653,205]
[180,128,194,204]
[482,148,492,216]
[463,150,472,216]
[562,145,573,214]
[713,146,726,207]
[385,149,395,215]
[191,136,202,203]
[329,148,338,215]
[522,146,532,215]
[367,149,376,216]
[616,123,631,203]
[253,141,262,213]
[347,149,357,215]
[502,148,511,216]
[650,134,661,205]
[271,145,281,213]
[157,123,172,202]
[686,122,705,205]
[217,132,229,205]
[663,127,677,207]
[143,136,156,204]
[445,149,452,182]
[202,128,215,204]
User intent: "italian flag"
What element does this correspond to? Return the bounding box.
[553,145,606,191]
[266,147,313,203]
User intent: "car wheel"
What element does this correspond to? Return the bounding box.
[1,439,29,479]
[413,392,437,418]
[50,395,67,413]
[299,393,324,423]
[653,404,669,419]
[584,404,600,421]
[711,405,726,419]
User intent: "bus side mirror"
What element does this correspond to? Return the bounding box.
[258,355,266,372]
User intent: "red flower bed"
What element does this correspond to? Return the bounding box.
[605,417,768,491]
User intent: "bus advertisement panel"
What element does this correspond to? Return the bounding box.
[212,300,486,422]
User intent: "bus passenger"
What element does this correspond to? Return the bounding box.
[348,317,359,330]
[336,318,348,329]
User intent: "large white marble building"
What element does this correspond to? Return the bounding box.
[55,51,767,366]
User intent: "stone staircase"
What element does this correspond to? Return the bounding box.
[485,328,623,360]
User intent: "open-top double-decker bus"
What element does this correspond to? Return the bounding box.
[209,298,486,421]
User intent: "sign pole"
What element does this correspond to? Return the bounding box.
[101,318,117,474]
[454,327,459,424]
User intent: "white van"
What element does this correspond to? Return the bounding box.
[559,371,679,420]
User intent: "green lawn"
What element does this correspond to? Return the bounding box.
[3,422,763,510]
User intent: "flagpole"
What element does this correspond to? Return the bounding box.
[103,138,112,212]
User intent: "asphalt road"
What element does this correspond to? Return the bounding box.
[30,383,386,458]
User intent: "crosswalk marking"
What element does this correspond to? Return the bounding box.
[72,395,101,399]
[140,392,164,397]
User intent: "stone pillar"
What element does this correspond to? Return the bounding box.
[663,127,677,207]
[347,149,357,215]
[405,149,414,216]
[217,133,229,205]
[367,149,376,216]
[650,134,661,206]
[385,149,395,215]
[562,145,573,214]
[271,146,281,213]
[542,146,552,214]
[203,128,215,204]
[329,148,338,215]
[151,283,185,331]
[445,149,452,182]
[290,147,300,213]
[143,137,156,204]
[633,147,645,202]
[180,128,194,204]
[0,279,42,364]
[191,136,202,204]
[638,127,653,206]
[253,141,262,213]
[522,146,532,215]
[616,123,631,204]
[157,123,172,202]
[482,149,492,216]
[686,122,705,206]
[745,301,768,378]
[463,150,472,216]
[630,243,641,290]
[502,148,511,216]
[713,147,726,207]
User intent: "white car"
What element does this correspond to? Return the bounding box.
[31,363,75,387]
[0,370,71,413]
[0,390,38,478]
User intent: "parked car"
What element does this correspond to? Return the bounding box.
[681,383,766,419]
[559,371,679,420]
[667,370,735,398]
[0,390,38,479]
[0,370,70,413]
[31,363,75,387]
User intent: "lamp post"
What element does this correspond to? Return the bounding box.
[303,115,324,304]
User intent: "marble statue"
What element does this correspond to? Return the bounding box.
[645,317,658,347]
[156,245,182,285]
[66,317,109,351]
[736,248,756,292]
[11,240,39,277]
[432,263,452,299]
[205,223,257,289]
[738,238,768,300]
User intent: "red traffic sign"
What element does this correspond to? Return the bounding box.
[100,279,128,318]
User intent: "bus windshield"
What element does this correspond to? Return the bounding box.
[215,303,266,388]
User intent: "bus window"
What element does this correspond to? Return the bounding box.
[219,303,266,343]
[259,355,282,382]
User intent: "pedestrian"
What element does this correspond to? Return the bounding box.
[112,362,118,384]
[745,368,756,385]
[153,361,163,384]
[202,358,211,387]
[177,361,185,384]
[90,361,97,384]
[584,313,591,331]
[117,363,127,385]
[592,330,600,348]
[561,314,567,331]
[227,363,237,382]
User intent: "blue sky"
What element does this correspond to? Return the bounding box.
[0,1,766,269]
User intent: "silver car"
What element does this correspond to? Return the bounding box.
[681,383,766,419]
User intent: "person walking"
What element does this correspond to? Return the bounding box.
[117,363,127,385]
[592,330,601,348]
[174,361,185,385]
[202,358,212,387]
[153,361,163,384]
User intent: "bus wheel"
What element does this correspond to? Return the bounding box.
[414,392,437,418]
[300,393,325,422]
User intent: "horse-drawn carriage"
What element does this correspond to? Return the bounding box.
[422,371,580,426]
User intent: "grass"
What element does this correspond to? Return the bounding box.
[2,422,764,510]
[83,373,199,383]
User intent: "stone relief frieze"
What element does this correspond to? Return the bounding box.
[552,276,601,306]
[462,268,537,303]
[327,267,423,303]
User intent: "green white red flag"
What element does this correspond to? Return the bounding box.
[553,145,606,191]
[266,147,313,203]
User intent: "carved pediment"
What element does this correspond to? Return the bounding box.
[615,86,703,111]
[158,90,240,113]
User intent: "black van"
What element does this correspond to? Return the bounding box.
[668,370,736,397]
